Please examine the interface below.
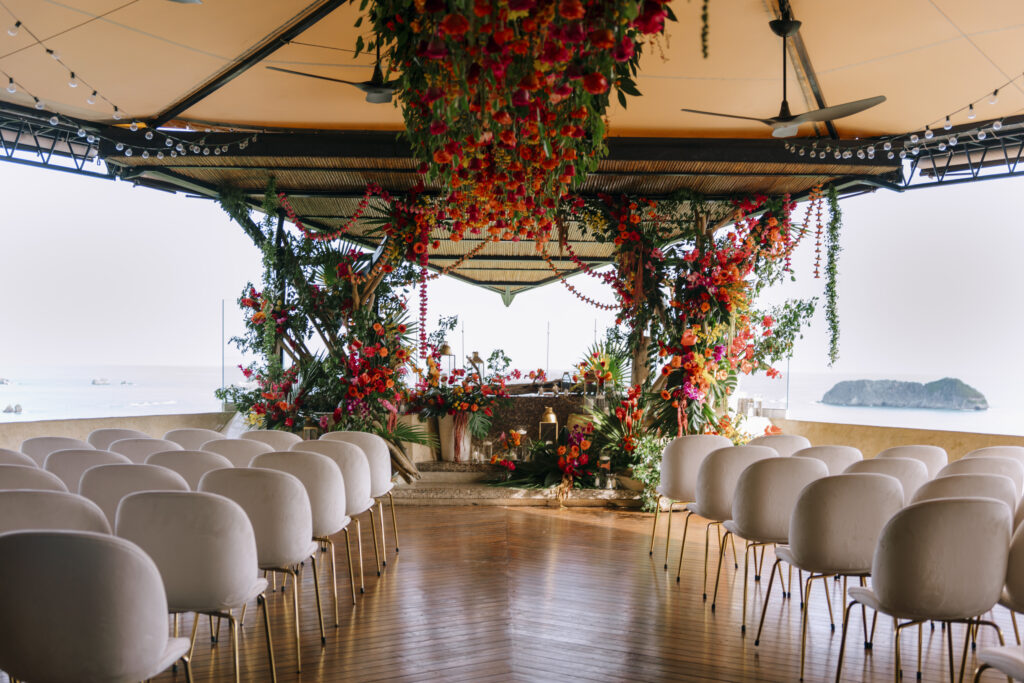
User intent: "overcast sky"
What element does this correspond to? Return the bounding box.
[1,161,1022,386]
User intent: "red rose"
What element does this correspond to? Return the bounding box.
[429,120,448,135]
[613,36,635,62]
[582,73,608,94]
[439,13,470,36]
[588,29,615,49]
[558,0,585,20]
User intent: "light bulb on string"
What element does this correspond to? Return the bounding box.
[842,150,852,159]
[144,130,153,140]
[112,107,121,120]
[86,90,96,105]
[47,115,58,126]
[5,77,14,94]
[968,104,976,120]
[912,147,920,155]
[165,138,173,147]
[124,148,132,157]
[129,122,138,132]
[899,150,907,159]
[910,134,920,144]
[833,151,841,159]
[937,142,947,151]
[33,98,44,110]
[944,116,952,130]
[883,141,892,150]
[7,21,20,36]
[989,90,999,105]
[856,149,865,159]
[46,49,59,61]
[993,120,1003,131]
[67,72,77,88]
[924,126,934,140]
[156,151,164,159]
[86,134,95,143]
[170,151,177,158]
[948,136,957,146]
[809,150,817,158]
[888,151,895,159]
[978,130,988,140]
[798,148,805,156]
[141,150,149,159]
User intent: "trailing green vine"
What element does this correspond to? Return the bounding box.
[825,185,842,365]
[701,0,711,58]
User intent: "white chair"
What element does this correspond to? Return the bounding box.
[755,473,905,680]
[649,434,731,568]
[716,456,828,631]
[793,445,863,475]
[253,450,356,623]
[0,464,67,492]
[876,444,948,478]
[109,437,183,463]
[202,437,273,467]
[937,456,1024,498]
[116,491,277,683]
[145,450,233,490]
[911,473,1018,514]
[87,427,149,450]
[44,448,131,492]
[978,524,1024,679]
[199,467,325,673]
[747,433,811,457]
[0,530,193,682]
[20,436,93,466]
[165,428,226,450]
[676,445,779,595]
[321,430,399,564]
[965,445,1024,469]
[79,463,190,527]
[242,429,303,451]
[836,498,1012,683]
[0,490,111,534]
[844,457,930,500]
[292,439,377,590]
[0,447,38,467]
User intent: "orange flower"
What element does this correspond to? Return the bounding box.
[580,439,591,451]
[557,446,567,456]
[660,390,671,400]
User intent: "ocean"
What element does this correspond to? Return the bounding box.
[0,365,243,423]
[2,365,1022,437]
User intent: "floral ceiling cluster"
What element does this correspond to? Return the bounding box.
[367,0,671,248]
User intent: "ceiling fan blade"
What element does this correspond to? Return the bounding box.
[680,108,772,124]
[266,66,364,88]
[789,95,886,125]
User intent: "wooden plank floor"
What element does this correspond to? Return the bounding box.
[6,506,1017,681]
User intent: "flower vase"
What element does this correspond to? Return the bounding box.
[438,413,472,463]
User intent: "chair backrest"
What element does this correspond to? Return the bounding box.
[657,434,732,502]
[116,491,260,613]
[965,446,1024,469]
[145,450,233,490]
[109,438,183,463]
[694,445,779,522]
[241,429,303,451]
[20,436,93,466]
[320,431,393,497]
[0,490,111,534]
[252,451,348,538]
[0,530,174,682]
[937,456,1024,497]
[87,428,149,450]
[1016,498,1024,531]
[198,467,313,569]
[291,440,373,517]
[43,449,131,492]
[0,447,37,467]
[876,444,948,478]
[730,456,829,543]
[844,457,930,501]
[0,464,68,492]
[793,445,863,476]
[1004,523,1024,612]
[871,498,1010,621]
[201,437,272,467]
[163,428,225,451]
[787,473,905,574]
[79,464,189,527]
[747,433,811,457]
[911,473,1017,515]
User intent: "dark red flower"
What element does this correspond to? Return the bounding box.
[613,36,635,62]
[439,13,470,37]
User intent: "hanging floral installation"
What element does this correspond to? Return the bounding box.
[825,185,843,365]
[364,0,673,249]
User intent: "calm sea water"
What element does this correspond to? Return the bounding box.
[738,371,1024,437]
[0,365,245,423]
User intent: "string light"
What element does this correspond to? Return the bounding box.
[6,77,14,94]
[967,104,975,120]
[7,21,20,36]
[989,89,999,105]
[67,73,77,88]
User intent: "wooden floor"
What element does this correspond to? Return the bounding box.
[11,506,1017,682]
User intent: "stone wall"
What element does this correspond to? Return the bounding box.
[485,394,587,444]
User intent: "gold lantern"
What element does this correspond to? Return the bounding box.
[539,406,558,442]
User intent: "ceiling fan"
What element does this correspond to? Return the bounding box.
[681,2,885,138]
[267,43,399,104]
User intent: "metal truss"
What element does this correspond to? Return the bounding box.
[0,105,111,180]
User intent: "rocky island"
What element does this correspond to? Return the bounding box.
[822,378,988,411]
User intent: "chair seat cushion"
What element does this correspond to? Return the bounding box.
[373,481,395,497]
[848,586,935,621]
[146,636,191,681]
[978,646,1024,681]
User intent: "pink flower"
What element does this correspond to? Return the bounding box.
[613,36,635,62]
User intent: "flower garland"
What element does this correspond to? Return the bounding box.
[540,249,618,310]
[803,184,824,278]
[369,0,669,250]
[825,185,842,365]
[278,185,380,241]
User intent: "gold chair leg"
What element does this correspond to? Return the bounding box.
[229,614,240,683]
[182,654,194,683]
[675,511,694,583]
[356,519,366,593]
[918,622,923,681]
[701,521,720,600]
[649,494,661,557]
[820,574,835,630]
[368,508,382,576]
[710,530,731,610]
[187,612,200,662]
[328,537,339,626]
[973,663,992,683]
[344,527,357,604]
[310,553,326,645]
[289,568,302,673]
[800,576,815,681]
[377,499,387,567]
[729,532,739,569]
[1011,610,1020,645]
[663,501,675,569]
[754,558,782,646]
[388,490,399,554]
[835,600,857,683]
[949,619,956,683]
[259,593,277,683]
[741,542,753,633]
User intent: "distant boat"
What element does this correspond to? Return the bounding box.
[91,378,110,386]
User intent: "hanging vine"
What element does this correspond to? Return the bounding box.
[825,185,842,365]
